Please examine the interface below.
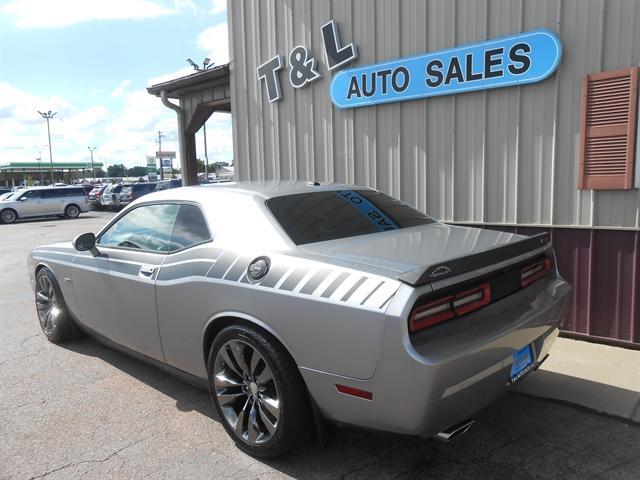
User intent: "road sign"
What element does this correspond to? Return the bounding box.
[156,151,176,159]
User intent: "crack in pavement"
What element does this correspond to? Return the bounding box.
[1,398,46,412]
[20,334,40,349]
[340,443,408,480]
[27,438,146,480]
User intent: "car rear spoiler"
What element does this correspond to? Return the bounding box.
[397,232,551,286]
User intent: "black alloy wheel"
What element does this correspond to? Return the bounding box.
[208,324,310,457]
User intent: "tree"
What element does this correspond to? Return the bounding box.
[107,164,126,177]
[94,168,106,178]
[126,166,147,177]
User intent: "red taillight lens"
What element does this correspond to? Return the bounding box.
[452,284,491,315]
[409,296,455,332]
[409,284,491,333]
[521,258,551,287]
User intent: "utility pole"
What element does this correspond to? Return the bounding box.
[157,130,164,180]
[203,122,209,181]
[38,110,57,184]
[88,146,97,182]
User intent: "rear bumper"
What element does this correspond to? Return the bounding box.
[303,276,571,438]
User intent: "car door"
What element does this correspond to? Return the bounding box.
[71,203,180,361]
[40,188,64,215]
[16,189,44,217]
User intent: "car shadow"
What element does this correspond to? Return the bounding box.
[2,213,112,225]
[60,337,640,480]
[60,336,218,421]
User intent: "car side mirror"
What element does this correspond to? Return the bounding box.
[73,232,100,256]
[20,197,27,201]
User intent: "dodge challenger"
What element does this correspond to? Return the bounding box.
[28,181,571,457]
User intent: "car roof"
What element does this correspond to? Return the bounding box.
[21,185,84,190]
[139,180,371,204]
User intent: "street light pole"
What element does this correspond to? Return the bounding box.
[35,154,43,185]
[38,110,57,184]
[187,58,214,182]
[88,146,97,182]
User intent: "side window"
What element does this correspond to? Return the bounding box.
[98,204,180,252]
[170,204,211,251]
[40,189,57,199]
[21,190,41,200]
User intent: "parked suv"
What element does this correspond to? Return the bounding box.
[119,183,157,208]
[100,184,128,211]
[0,186,89,224]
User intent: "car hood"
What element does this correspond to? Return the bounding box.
[297,223,524,278]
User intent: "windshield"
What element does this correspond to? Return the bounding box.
[3,191,22,201]
[266,190,434,245]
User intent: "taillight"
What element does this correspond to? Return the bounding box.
[409,284,491,333]
[521,258,551,288]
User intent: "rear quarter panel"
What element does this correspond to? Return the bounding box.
[155,244,401,380]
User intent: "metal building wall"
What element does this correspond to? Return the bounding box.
[229,0,640,228]
[228,0,640,344]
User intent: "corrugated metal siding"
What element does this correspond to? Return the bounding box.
[479,226,639,347]
[229,0,640,228]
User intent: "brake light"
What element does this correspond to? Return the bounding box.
[521,258,551,287]
[409,284,491,332]
[452,284,491,315]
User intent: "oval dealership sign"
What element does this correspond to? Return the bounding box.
[330,29,562,109]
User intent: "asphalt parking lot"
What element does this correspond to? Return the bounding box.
[1,213,639,480]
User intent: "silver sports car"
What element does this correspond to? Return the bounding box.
[29,181,571,457]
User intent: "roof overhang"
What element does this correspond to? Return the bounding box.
[146,64,230,99]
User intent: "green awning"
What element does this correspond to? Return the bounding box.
[0,162,104,170]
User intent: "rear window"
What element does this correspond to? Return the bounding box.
[133,183,156,193]
[266,189,433,245]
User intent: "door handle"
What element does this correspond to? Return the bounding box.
[139,264,156,276]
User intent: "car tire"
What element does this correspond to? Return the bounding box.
[208,324,310,458]
[34,267,80,343]
[0,208,17,224]
[64,204,80,218]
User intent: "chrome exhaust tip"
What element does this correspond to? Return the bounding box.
[435,419,475,442]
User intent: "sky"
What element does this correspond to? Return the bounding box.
[0,0,232,170]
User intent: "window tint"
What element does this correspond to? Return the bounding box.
[40,189,59,199]
[98,204,180,252]
[170,204,211,251]
[266,190,433,245]
[21,190,41,199]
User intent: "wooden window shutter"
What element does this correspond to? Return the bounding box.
[578,66,638,190]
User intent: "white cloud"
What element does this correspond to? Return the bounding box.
[110,79,131,98]
[196,22,229,65]
[1,0,188,29]
[147,67,195,88]
[0,72,233,172]
[210,0,226,15]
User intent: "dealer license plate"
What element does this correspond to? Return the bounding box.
[509,344,534,384]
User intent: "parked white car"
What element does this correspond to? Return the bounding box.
[0,186,90,224]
